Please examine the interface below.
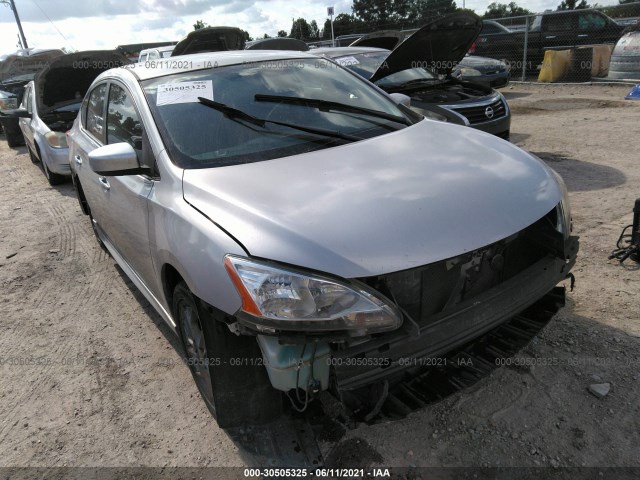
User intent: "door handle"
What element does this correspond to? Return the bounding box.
[545,35,557,39]
[577,34,589,37]
[74,155,83,165]
[98,176,110,190]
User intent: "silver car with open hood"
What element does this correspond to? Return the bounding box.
[67,50,577,428]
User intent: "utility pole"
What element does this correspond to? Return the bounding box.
[328,6,335,47]
[1,0,29,49]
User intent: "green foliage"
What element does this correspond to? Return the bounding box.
[322,13,367,39]
[483,2,531,18]
[309,20,320,39]
[277,30,288,37]
[290,18,311,39]
[411,0,458,24]
[556,0,590,9]
[352,0,414,29]
[193,19,208,30]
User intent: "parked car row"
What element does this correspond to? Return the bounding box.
[0,14,578,430]
[313,14,511,138]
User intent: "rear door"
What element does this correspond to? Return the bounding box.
[576,11,615,44]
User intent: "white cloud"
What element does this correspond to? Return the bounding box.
[0,0,623,56]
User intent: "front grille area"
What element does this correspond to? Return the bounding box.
[449,97,506,124]
[359,207,563,327]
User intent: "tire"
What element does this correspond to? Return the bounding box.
[172,281,283,428]
[5,129,23,148]
[27,145,39,164]
[42,159,66,186]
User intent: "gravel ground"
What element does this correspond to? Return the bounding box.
[0,83,639,473]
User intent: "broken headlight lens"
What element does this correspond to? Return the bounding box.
[224,255,402,336]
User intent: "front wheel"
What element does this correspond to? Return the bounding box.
[42,160,66,186]
[172,281,283,428]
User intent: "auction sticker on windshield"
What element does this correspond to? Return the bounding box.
[156,80,213,106]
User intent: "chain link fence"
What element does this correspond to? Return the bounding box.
[308,3,640,83]
[472,3,639,81]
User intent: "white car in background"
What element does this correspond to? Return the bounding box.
[11,51,128,185]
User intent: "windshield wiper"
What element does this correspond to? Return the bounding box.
[197,97,360,142]
[254,94,411,126]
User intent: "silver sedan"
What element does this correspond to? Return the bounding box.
[68,51,578,428]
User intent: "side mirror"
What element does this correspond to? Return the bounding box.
[88,142,145,176]
[0,108,31,119]
[389,92,411,107]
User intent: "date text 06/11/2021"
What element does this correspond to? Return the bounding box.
[243,468,391,477]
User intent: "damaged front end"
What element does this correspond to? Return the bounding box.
[247,205,578,412]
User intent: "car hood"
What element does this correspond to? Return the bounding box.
[0,50,64,83]
[34,50,129,114]
[370,12,483,82]
[350,30,406,50]
[172,27,245,56]
[182,121,563,279]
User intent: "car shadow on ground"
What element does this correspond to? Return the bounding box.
[532,151,627,192]
[110,262,324,468]
[502,91,533,100]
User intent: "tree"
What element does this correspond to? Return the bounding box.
[411,0,458,24]
[236,29,253,41]
[277,30,288,37]
[556,0,590,9]
[352,0,413,30]
[193,19,208,30]
[322,13,366,39]
[309,20,320,39]
[290,18,311,39]
[262,33,271,38]
[483,2,531,18]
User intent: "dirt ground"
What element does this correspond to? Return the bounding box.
[0,83,639,474]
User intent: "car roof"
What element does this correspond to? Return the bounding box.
[118,50,320,81]
[312,46,390,58]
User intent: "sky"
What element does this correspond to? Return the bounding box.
[0,0,622,56]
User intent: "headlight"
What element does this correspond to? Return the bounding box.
[547,167,572,238]
[555,181,572,239]
[45,131,68,149]
[459,67,483,77]
[224,255,403,336]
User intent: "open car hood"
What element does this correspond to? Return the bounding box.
[0,50,64,83]
[34,50,129,114]
[172,27,245,56]
[350,30,406,50]
[370,12,483,83]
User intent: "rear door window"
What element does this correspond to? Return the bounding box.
[544,14,575,32]
[578,12,607,31]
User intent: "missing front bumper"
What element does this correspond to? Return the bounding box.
[330,236,578,391]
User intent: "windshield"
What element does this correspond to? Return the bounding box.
[333,52,438,88]
[142,57,414,168]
